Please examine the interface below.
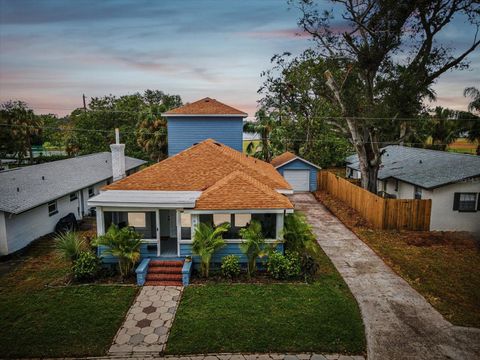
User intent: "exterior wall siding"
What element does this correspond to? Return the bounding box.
[277,159,318,191]
[2,179,109,256]
[167,116,244,156]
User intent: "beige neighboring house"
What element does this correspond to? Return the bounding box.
[346,145,480,233]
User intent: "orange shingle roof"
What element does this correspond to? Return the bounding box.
[195,171,293,210]
[104,139,291,192]
[271,152,297,167]
[163,97,247,116]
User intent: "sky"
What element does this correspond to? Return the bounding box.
[0,0,479,119]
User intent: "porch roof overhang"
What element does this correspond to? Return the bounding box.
[87,190,202,208]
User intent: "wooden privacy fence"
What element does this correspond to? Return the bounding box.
[317,171,431,231]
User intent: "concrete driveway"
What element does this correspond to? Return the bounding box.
[290,193,480,360]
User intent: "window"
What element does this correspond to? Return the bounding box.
[213,213,230,226]
[453,193,478,212]
[235,214,251,227]
[88,186,95,198]
[128,213,146,227]
[394,179,399,192]
[48,200,58,216]
[414,186,422,200]
[181,213,191,240]
[69,192,78,201]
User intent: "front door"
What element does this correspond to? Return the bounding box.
[159,210,178,256]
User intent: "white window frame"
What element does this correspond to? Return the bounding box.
[48,200,58,216]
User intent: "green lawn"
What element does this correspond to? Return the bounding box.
[0,236,138,358]
[166,248,365,355]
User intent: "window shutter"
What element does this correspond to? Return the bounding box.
[453,193,460,211]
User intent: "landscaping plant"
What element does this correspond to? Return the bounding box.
[54,231,86,263]
[72,251,100,281]
[267,251,301,280]
[192,222,229,277]
[239,220,266,277]
[221,255,241,279]
[93,224,142,279]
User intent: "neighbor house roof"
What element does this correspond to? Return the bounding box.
[346,145,480,189]
[0,153,146,214]
[195,171,293,210]
[271,151,322,170]
[105,139,292,192]
[162,97,247,117]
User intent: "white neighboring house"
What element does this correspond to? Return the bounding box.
[0,146,145,256]
[346,145,480,233]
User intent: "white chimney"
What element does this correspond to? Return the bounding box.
[110,128,126,181]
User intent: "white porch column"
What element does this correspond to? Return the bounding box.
[176,210,181,256]
[96,206,105,235]
[191,214,199,240]
[276,212,284,240]
[156,210,161,256]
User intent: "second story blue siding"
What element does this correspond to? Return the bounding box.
[167,116,244,156]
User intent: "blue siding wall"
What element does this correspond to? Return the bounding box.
[167,116,244,155]
[277,159,319,191]
[180,242,284,266]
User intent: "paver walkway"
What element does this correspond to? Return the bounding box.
[92,352,364,359]
[109,286,182,355]
[290,193,480,360]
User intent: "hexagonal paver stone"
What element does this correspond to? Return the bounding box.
[137,319,152,328]
[168,306,177,314]
[151,318,164,328]
[129,333,145,345]
[144,333,159,344]
[311,355,328,360]
[115,333,130,345]
[143,305,156,314]
[154,326,169,336]
[126,326,141,336]
[133,312,147,321]
[140,326,154,336]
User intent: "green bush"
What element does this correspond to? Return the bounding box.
[267,251,301,280]
[54,232,86,263]
[72,251,100,281]
[221,255,241,278]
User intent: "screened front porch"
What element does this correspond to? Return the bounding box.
[95,206,286,262]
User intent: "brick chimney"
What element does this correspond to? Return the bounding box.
[110,128,126,181]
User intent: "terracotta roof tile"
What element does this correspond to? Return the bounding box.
[271,152,297,167]
[104,139,292,192]
[195,170,293,210]
[163,97,247,116]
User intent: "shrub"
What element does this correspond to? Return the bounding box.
[267,251,301,280]
[283,212,318,255]
[239,220,266,276]
[72,251,100,281]
[221,255,241,278]
[192,222,229,277]
[54,232,86,263]
[301,253,319,280]
[93,224,142,279]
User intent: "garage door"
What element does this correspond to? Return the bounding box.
[283,170,310,192]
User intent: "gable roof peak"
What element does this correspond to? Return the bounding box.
[162,97,247,117]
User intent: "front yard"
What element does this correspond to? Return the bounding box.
[0,236,137,358]
[316,190,480,328]
[166,247,365,355]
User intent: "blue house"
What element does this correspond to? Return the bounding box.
[164,97,246,156]
[88,98,294,286]
[271,152,321,192]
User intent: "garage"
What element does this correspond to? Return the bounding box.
[271,152,321,192]
[283,170,310,192]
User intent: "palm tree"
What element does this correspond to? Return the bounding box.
[192,222,229,277]
[94,224,142,279]
[136,109,168,162]
[283,212,318,255]
[427,107,462,151]
[239,220,266,276]
[463,87,480,155]
[243,108,276,162]
[464,87,480,113]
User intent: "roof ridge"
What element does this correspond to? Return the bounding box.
[387,145,479,159]
[200,170,292,205]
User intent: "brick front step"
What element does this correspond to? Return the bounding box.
[144,280,183,286]
[146,273,182,281]
[148,266,183,274]
[150,260,184,267]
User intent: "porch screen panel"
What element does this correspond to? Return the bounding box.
[181,213,191,240]
[103,211,156,239]
[252,213,276,238]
